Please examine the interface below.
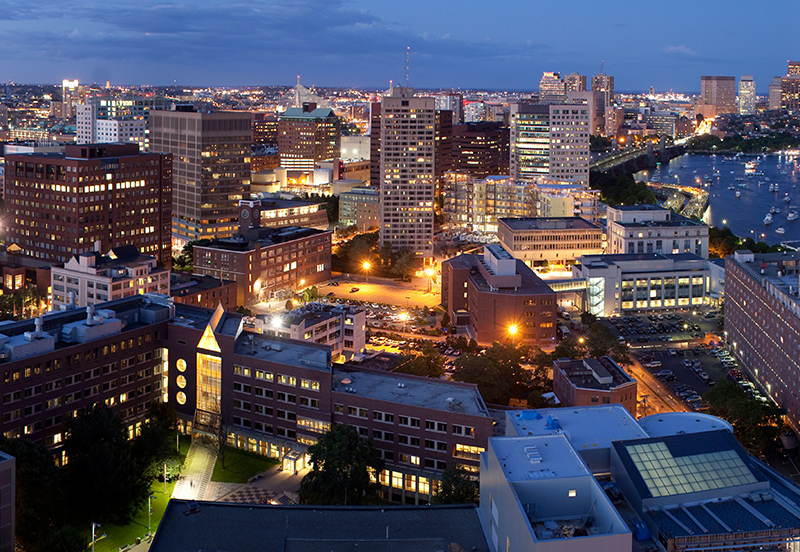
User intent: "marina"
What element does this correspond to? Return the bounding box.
[636,152,800,244]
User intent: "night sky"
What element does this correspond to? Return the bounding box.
[0,0,794,92]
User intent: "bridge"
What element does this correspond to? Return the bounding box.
[591,144,686,176]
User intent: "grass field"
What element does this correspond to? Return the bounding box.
[212,447,279,483]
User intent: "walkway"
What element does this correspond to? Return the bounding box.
[172,439,218,501]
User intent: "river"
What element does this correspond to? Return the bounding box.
[635,152,800,246]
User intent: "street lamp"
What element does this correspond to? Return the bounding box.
[508,324,518,346]
[425,267,434,293]
[399,312,409,334]
[92,523,102,552]
[362,261,371,283]
[148,494,157,534]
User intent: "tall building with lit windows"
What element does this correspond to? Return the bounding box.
[538,72,565,104]
[150,108,252,247]
[378,87,436,259]
[3,143,173,266]
[738,76,756,116]
[277,103,340,171]
[701,76,736,114]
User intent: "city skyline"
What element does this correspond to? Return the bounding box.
[0,0,794,93]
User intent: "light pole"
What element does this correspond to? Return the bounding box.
[425,268,434,293]
[148,494,156,534]
[362,261,371,283]
[92,522,101,552]
[400,312,409,334]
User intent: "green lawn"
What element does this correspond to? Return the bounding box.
[91,479,177,552]
[212,448,279,483]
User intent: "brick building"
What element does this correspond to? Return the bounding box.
[4,143,172,266]
[725,250,800,432]
[441,245,557,346]
[450,122,509,178]
[169,273,237,311]
[192,200,331,306]
[552,356,638,415]
[278,103,340,171]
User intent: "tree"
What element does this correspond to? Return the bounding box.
[431,465,478,504]
[285,299,294,312]
[378,241,396,268]
[134,402,182,482]
[235,305,253,316]
[0,437,65,551]
[348,236,373,271]
[551,337,586,360]
[440,312,451,329]
[527,388,556,409]
[393,247,417,281]
[303,285,319,304]
[704,379,785,454]
[300,424,385,505]
[395,341,445,378]
[63,405,152,523]
[452,342,531,405]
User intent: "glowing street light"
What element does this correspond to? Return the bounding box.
[399,312,409,333]
[425,267,434,293]
[363,261,371,283]
[508,324,518,345]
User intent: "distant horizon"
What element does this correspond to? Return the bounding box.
[0,1,792,96]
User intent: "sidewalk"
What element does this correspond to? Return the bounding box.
[172,439,218,501]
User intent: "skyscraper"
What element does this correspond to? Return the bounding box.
[788,61,800,76]
[150,108,252,246]
[434,93,464,124]
[4,144,173,265]
[591,73,615,103]
[539,72,565,104]
[277,103,340,171]
[378,87,435,260]
[700,76,736,114]
[564,73,587,93]
[510,103,550,181]
[769,77,783,110]
[738,76,756,116]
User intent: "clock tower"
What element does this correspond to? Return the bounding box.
[238,199,262,236]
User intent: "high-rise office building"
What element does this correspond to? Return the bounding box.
[277,103,340,171]
[150,108,252,246]
[434,93,464,124]
[369,101,381,185]
[510,103,589,187]
[738,76,756,116]
[781,75,800,114]
[700,76,736,114]
[4,144,173,265]
[566,90,607,136]
[592,73,615,103]
[450,122,509,178]
[510,103,550,181]
[548,105,590,187]
[789,61,800,76]
[564,73,587,93]
[378,87,435,259]
[435,109,453,183]
[76,92,165,149]
[769,77,784,110]
[539,72,565,104]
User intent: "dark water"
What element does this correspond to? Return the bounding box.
[635,153,800,245]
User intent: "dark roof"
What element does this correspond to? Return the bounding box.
[150,502,490,552]
[169,273,234,297]
[499,217,600,231]
[71,245,151,269]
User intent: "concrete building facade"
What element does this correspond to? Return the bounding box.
[700,76,736,115]
[378,87,436,259]
[606,204,709,259]
[738,76,756,116]
[338,186,380,231]
[497,217,604,270]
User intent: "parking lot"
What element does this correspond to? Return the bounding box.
[609,311,720,346]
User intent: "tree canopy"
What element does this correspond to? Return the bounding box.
[589,171,657,206]
[300,424,385,505]
[703,379,785,454]
[394,341,446,378]
[451,342,531,405]
[431,465,478,504]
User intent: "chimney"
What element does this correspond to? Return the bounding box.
[34,317,43,338]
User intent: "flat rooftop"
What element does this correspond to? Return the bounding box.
[556,357,635,391]
[150,502,490,552]
[732,250,800,312]
[332,367,489,418]
[491,434,590,482]
[234,332,332,372]
[613,212,704,228]
[507,405,648,448]
[499,217,600,231]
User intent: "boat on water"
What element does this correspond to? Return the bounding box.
[788,211,799,221]
[735,177,745,181]
[776,227,786,235]
[728,185,736,190]
[713,170,721,177]
[764,213,774,225]
[785,194,792,203]
[769,183,775,192]
[771,206,781,214]
[735,191,742,198]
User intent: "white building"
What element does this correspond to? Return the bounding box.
[738,75,756,116]
[378,87,436,259]
[498,217,604,270]
[606,204,709,259]
[572,253,715,316]
[51,246,169,310]
[534,180,599,222]
[264,303,366,361]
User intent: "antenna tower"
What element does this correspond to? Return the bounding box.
[404,47,410,87]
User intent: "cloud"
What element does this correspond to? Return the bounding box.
[663,45,697,57]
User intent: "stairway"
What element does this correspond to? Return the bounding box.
[172,439,218,501]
